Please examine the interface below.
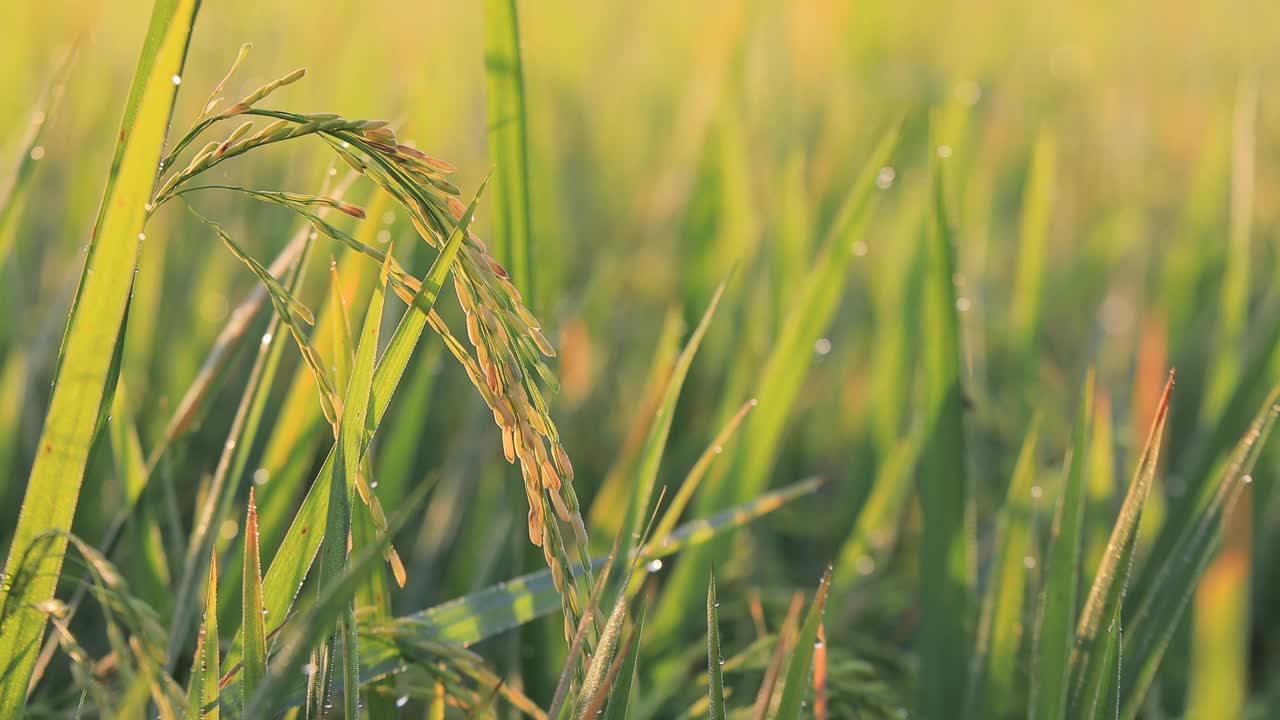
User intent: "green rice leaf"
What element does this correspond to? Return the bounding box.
[1030,371,1097,720]
[1119,383,1280,720]
[240,488,268,706]
[917,132,973,720]
[187,553,220,719]
[0,2,199,712]
[1069,373,1171,718]
[707,568,727,720]
[967,414,1041,719]
[483,0,534,303]
[0,44,77,272]
[774,566,832,720]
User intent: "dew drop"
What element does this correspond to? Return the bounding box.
[225,440,237,450]
[1242,474,1253,485]
[395,696,409,708]
[1023,555,1037,569]
[261,332,273,345]
[937,145,953,158]
[813,640,824,649]
[1030,485,1043,499]
[852,241,869,256]
[137,232,146,241]
[855,555,876,575]
[645,558,664,573]
[29,146,45,161]
[171,75,182,85]
[875,166,896,189]
[956,297,972,312]
[328,168,337,176]
[814,338,832,355]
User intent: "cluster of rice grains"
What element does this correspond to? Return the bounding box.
[156,47,595,638]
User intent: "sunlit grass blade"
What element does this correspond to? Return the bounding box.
[967,414,1041,719]
[1084,393,1116,577]
[651,398,755,545]
[1010,125,1056,361]
[1030,371,1096,720]
[588,308,685,539]
[707,568,727,720]
[1068,372,1171,718]
[917,130,973,720]
[833,423,925,592]
[241,488,268,706]
[644,477,823,560]
[187,553,220,719]
[312,238,390,718]
[774,567,832,720]
[0,2,199,711]
[483,0,534,303]
[108,386,171,616]
[620,277,729,562]
[0,44,76,273]
[1119,384,1280,720]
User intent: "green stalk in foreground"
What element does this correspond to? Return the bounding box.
[0,1,200,713]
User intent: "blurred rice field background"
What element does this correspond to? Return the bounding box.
[3,0,1280,717]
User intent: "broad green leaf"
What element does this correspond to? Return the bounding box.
[967,414,1041,719]
[0,1,199,712]
[483,0,534,304]
[917,135,973,720]
[1069,373,1170,719]
[774,566,832,720]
